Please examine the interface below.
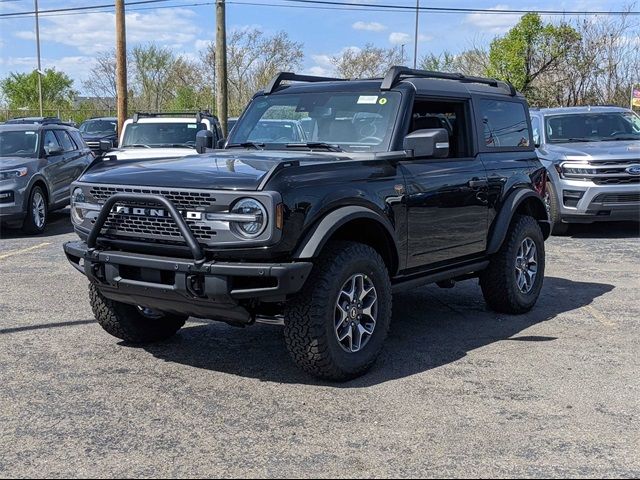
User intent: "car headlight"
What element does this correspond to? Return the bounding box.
[228,198,267,238]
[70,187,86,224]
[0,167,28,181]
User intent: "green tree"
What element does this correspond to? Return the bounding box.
[487,13,580,96]
[0,69,76,110]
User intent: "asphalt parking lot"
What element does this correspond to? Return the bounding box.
[0,211,638,478]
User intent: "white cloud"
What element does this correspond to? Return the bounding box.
[464,4,522,34]
[194,39,211,52]
[14,8,200,55]
[0,56,96,84]
[388,32,432,45]
[352,21,387,32]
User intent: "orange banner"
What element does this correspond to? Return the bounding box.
[633,88,640,108]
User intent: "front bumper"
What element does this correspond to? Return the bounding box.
[556,178,640,223]
[64,240,313,324]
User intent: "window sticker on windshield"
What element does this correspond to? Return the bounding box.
[187,124,197,129]
[25,131,36,135]
[379,98,387,105]
[357,95,378,104]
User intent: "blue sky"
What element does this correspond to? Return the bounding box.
[0,0,633,94]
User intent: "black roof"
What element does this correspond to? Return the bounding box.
[264,66,522,99]
[5,116,76,127]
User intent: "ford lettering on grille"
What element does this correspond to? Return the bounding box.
[113,206,203,220]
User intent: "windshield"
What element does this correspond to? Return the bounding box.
[79,119,117,136]
[545,112,640,143]
[228,91,401,152]
[121,122,206,147]
[0,130,39,157]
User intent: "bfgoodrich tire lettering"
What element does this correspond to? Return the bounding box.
[89,284,187,343]
[480,215,545,314]
[284,241,392,381]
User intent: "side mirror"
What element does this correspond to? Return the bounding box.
[99,139,113,152]
[403,128,449,159]
[196,129,214,154]
[45,144,64,156]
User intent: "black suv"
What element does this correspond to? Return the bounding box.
[78,117,118,153]
[63,67,550,380]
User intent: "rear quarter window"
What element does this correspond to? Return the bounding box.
[478,99,532,150]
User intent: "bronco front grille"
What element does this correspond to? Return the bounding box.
[89,186,217,211]
[91,213,216,242]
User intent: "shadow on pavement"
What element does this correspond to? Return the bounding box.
[0,319,96,335]
[138,275,614,387]
[565,221,639,239]
[0,208,74,239]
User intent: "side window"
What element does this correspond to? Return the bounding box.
[530,116,541,146]
[43,130,61,153]
[69,130,86,149]
[480,99,531,149]
[409,99,470,158]
[55,130,77,152]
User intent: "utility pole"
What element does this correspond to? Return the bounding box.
[215,0,228,137]
[401,44,406,65]
[34,0,43,117]
[413,0,420,69]
[115,0,128,135]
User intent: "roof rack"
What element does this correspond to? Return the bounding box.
[132,111,214,123]
[381,66,517,96]
[5,116,67,125]
[266,72,346,94]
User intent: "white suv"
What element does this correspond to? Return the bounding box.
[103,112,223,161]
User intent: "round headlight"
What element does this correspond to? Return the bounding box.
[229,198,267,238]
[70,187,86,224]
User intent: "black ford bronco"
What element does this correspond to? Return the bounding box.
[63,67,550,381]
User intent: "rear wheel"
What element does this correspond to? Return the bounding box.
[480,215,545,314]
[89,284,187,343]
[284,241,392,381]
[21,185,48,234]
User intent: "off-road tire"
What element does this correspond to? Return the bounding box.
[89,284,187,343]
[480,215,545,314]
[284,241,392,381]
[546,181,569,235]
[21,185,48,234]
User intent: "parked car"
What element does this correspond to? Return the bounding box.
[101,111,223,161]
[63,67,550,380]
[0,122,93,233]
[79,117,118,153]
[531,106,640,234]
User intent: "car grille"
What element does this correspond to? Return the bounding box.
[563,159,640,185]
[592,193,640,204]
[86,141,101,150]
[91,213,216,242]
[88,186,217,211]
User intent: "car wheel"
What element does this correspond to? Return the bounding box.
[480,215,545,314]
[89,284,187,343]
[284,241,392,381]
[546,181,569,235]
[21,185,48,234]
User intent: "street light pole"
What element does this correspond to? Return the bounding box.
[34,0,43,117]
[413,0,420,69]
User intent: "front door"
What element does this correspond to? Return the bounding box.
[400,97,489,270]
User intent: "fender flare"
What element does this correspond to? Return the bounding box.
[293,205,399,262]
[486,189,550,254]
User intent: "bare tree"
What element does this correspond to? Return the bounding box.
[203,28,304,115]
[82,50,119,108]
[331,44,403,79]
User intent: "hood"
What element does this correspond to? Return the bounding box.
[539,140,640,162]
[81,133,117,142]
[80,149,342,190]
[103,147,196,161]
[0,156,37,170]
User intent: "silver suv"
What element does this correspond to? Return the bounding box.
[0,121,93,234]
[531,106,640,234]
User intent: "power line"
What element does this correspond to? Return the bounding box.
[279,0,640,16]
[1,0,638,19]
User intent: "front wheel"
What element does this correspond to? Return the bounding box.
[89,284,187,343]
[546,180,569,235]
[21,185,48,234]
[284,241,392,381]
[480,215,545,314]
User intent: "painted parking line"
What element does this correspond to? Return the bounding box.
[0,242,52,260]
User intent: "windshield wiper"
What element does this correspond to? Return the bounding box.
[227,142,265,150]
[285,142,343,152]
[156,143,196,149]
[122,144,151,148]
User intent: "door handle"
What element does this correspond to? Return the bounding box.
[468,178,488,188]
